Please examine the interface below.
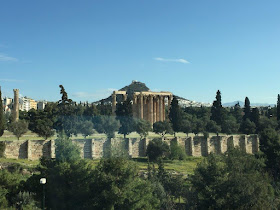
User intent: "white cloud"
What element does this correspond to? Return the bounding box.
[0,79,24,82]
[154,57,189,64]
[0,54,18,62]
[72,88,118,100]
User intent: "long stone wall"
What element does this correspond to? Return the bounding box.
[184,135,259,157]
[2,135,259,160]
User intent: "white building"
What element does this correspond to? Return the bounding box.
[37,100,48,110]
[3,97,13,113]
[19,97,30,111]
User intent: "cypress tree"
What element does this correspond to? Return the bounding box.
[210,90,223,125]
[251,107,260,132]
[168,96,183,135]
[277,94,280,121]
[243,97,251,121]
[232,102,243,123]
[0,87,4,136]
[115,99,135,138]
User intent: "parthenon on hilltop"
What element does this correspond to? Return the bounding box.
[112,90,173,124]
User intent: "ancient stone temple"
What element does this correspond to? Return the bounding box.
[112,90,173,124]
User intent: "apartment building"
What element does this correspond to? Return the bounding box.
[19,97,37,111]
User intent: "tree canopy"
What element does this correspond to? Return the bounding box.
[186,148,275,209]
[8,120,28,140]
[210,90,223,125]
[115,99,135,138]
[168,96,183,135]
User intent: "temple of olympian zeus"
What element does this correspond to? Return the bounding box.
[112,91,173,124]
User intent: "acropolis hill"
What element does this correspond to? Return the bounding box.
[96,81,211,107]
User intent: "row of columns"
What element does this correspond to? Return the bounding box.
[111,91,172,125]
[133,94,172,124]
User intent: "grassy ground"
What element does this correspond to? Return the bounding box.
[0,158,39,168]
[131,157,202,176]
[0,156,203,177]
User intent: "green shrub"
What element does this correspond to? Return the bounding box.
[0,142,5,158]
[7,163,23,173]
[8,120,28,140]
[55,132,81,162]
[169,140,186,160]
[146,138,170,162]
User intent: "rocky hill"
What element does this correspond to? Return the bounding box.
[95,81,211,107]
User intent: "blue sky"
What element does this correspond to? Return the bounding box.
[0,0,279,104]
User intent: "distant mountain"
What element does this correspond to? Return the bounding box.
[95,80,211,107]
[223,101,275,107]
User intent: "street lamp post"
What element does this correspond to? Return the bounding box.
[40,178,46,210]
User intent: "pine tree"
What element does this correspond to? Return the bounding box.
[210,90,223,125]
[168,96,183,135]
[277,94,280,121]
[58,85,72,106]
[0,88,4,137]
[243,97,251,121]
[55,85,77,136]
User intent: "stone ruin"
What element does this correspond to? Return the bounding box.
[1,135,259,160]
[112,90,173,124]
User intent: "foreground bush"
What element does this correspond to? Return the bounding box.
[89,158,160,209]
[186,148,276,209]
[24,157,160,210]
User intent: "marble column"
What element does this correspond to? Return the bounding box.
[139,94,144,119]
[112,93,116,116]
[132,95,137,118]
[156,97,160,122]
[13,89,19,122]
[159,96,163,121]
[149,95,153,124]
[162,96,165,121]
[153,97,157,123]
[143,96,147,121]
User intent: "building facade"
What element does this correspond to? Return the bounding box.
[37,101,48,110]
[19,96,37,112]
